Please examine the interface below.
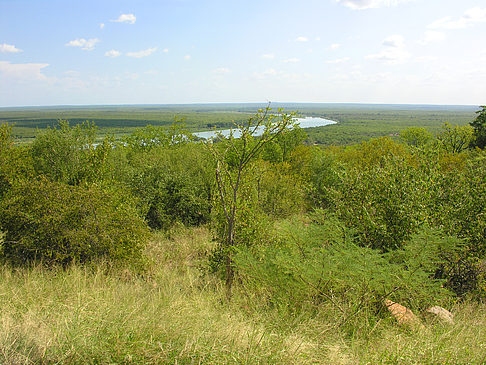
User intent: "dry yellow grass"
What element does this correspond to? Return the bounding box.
[0,226,485,364]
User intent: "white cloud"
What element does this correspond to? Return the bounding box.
[382,35,405,48]
[296,36,309,42]
[184,55,191,60]
[126,47,157,58]
[261,53,275,59]
[105,50,121,58]
[100,23,105,30]
[112,14,136,24]
[367,35,409,64]
[65,38,100,51]
[329,43,340,50]
[336,0,410,10]
[367,48,409,64]
[315,37,321,41]
[428,7,486,30]
[418,31,446,45]
[326,57,351,64]
[162,48,169,53]
[0,61,49,80]
[213,67,231,74]
[0,43,22,53]
[282,58,300,63]
[253,68,279,79]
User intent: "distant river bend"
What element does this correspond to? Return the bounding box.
[194,117,337,139]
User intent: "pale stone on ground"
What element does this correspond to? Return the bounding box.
[425,306,454,324]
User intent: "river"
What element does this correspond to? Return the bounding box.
[193,117,336,139]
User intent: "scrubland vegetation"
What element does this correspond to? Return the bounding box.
[0,105,486,363]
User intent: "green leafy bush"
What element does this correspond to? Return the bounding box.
[30,120,113,185]
[252,160,306,218]
[333,156,427,251]
[400,127,433,148]
[0,178,148,266]
[0,124,33,199]
[234,221,456,315]
[111,143,213,230]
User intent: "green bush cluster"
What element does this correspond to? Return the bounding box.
[112,143,214,230]
[1,107,485,304]
[307,133,486,298]
[0,178,148,266]
[234,219,457,315]
[30,120,112,185]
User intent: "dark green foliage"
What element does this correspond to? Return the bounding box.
[332,157,425,251]
[309,149,343,208]
[146,176,210,230]
[30,120,113,185]
[0,178,148,266]
[433,153,486,256]
[470,105,486,149]
[112,142,214,230]
[443,257,482,298]
[0,124,14,198]
[0,124,33,199]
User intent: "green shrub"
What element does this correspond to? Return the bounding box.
[333,156,427,251]
[434,152,486,256]
[234,221,456,315]
[111,143,214,230]
[0,124,33,199]
[400,126,434,148]
[30,120,113,185]
[252,160,306,218]
[260,127,307,163]
[309,148,343,208]
[0,178,148,266]
[145,175,211,230]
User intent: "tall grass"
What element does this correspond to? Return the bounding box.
[0,226,485,364]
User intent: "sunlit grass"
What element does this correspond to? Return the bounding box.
[0,226,485,363]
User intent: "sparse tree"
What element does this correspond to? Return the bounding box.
[437,122,474,154]
[206,105,296,298]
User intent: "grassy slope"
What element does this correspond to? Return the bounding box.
[1,226,485,364]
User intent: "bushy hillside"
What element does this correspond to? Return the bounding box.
[0,106,485,362]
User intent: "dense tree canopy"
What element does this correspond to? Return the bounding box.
[470,105,486,149]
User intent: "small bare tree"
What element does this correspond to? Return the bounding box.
[206,105,296,298]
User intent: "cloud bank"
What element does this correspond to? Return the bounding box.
[0,43,22,53]
[337,0,410,10]
[0,61,49,80]
[428,7,486,30]
[367,34,409,64]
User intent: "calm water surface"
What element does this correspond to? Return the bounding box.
[194,117,337,139]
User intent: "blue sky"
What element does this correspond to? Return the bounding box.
[1,0,485,106]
